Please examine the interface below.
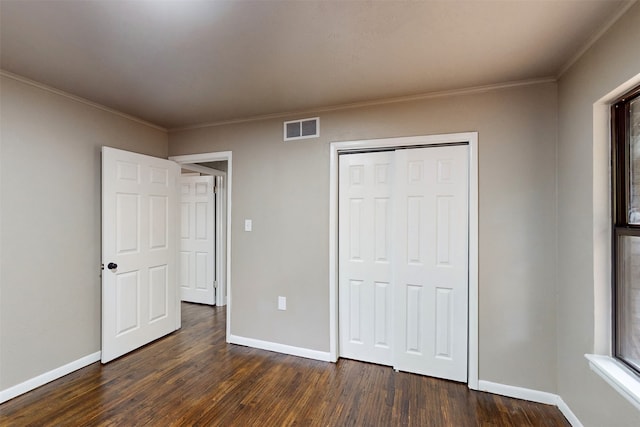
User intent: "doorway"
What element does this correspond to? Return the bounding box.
[179,163,227,307]
[170,151,233,340]
[328,133,479,389]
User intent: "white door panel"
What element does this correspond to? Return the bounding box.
[102,147,180,363]
[393,146,468,382]
[179,176,215,305]
[339,152,394,365]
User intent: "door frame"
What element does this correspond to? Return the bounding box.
[328,132,479,389]
[169,151,233,340]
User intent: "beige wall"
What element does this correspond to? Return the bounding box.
[0,75,167,390]
[169,82,559,392]
[557,3,640,426]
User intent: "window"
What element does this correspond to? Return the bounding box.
[613,84,640,374]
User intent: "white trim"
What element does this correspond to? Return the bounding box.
[586,354,640,412]
[170,151,233,164]
[169,151,233,337]
[180,163,226,177]
[0,351,101,404]
[214,174,228,307]
[328,143,339,362]
[557,397,584,427]
[478,379,558,405]
[557,0,638,78]
[170,78,555,132]
[0,70,166,132]
[328,132,479,388]
[228,334,333,362]
[593,68,640,105]
[467,132,479,390]
[592,101,613,355]
[478,380,583,427]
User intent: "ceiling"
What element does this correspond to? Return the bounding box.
[0,0,634,129]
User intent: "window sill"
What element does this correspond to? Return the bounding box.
[585,354,640,411]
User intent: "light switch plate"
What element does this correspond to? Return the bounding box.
[278,296,286,310]
[244,219,252,232]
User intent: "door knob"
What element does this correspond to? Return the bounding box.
[107,262,118,270]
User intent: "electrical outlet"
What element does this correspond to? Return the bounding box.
[278,296,286,311]
[244,219,252,232]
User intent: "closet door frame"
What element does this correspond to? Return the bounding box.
[328,132,479,390]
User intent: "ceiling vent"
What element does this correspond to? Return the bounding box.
[284,117,319,141]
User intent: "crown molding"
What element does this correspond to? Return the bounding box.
[0,70,166,132]
[557,0,638,78]
[170,77,557,132]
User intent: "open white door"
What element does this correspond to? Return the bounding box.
[179,175,215,305]
[101,147,180,363]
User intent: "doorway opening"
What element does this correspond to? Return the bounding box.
[328,133,478,389]
[170,151,233,341]
[179,162,227,307]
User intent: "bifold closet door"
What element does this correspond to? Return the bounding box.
[339,151,394,366]
[338,145,469,382]
[393,146,468,382]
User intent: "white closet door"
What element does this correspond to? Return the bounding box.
[393,145,469,382]
[338,145,469,382]
[179,176,215,305]
[339,152,394,366]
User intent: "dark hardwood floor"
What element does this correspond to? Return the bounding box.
[0,303,570,426]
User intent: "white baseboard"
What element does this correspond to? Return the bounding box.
[228,334,332,362]
[478,380,558,404]
[478,380,583,427]
[556,396,583,427]
[0,351,101,404]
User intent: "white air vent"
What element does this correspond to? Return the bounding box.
[283,117,319,141]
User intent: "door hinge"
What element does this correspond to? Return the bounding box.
[214,281,218,289]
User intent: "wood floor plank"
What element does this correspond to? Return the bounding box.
[0,303,570,426]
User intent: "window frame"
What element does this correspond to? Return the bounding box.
[612,83,640,375]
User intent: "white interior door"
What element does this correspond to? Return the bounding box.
[101,147,180,363]
[179,176,215,305]
[338,145,469,382]
[393,145,468,382]
[339,152,394,365]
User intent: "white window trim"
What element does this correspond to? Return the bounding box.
[591,72,640,407]
[585,354,640,411]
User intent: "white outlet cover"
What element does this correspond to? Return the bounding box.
[278,296,286,310]
[244,219,252,232]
